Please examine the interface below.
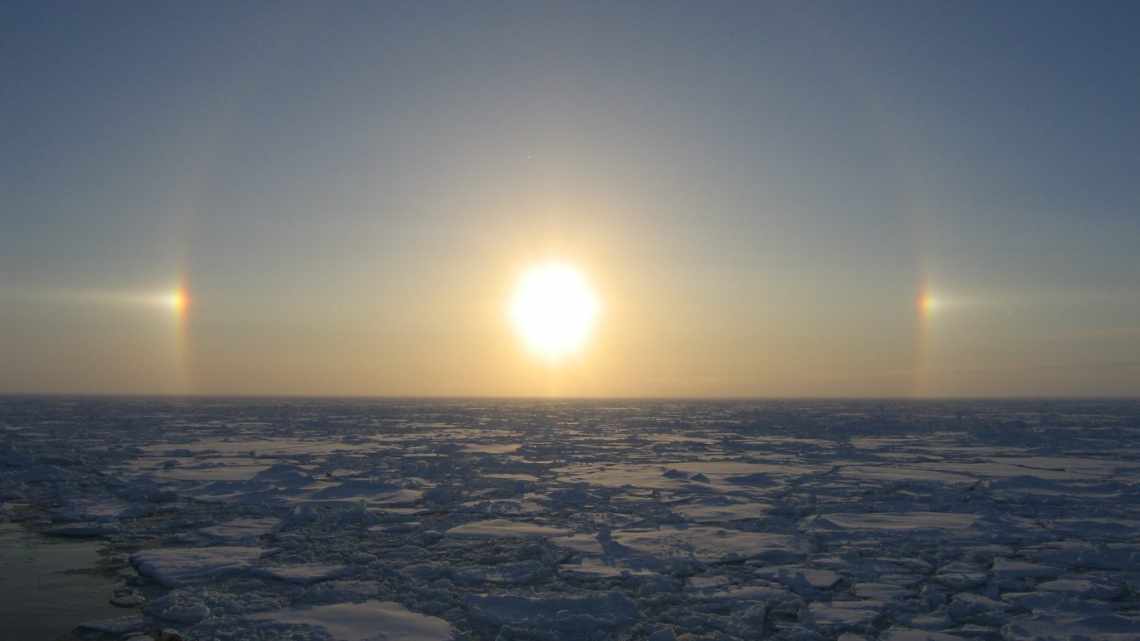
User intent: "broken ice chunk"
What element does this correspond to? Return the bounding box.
[814,512,977,531]
[805,601,883,633]
[613,525,802,563]
[130,546,264,588]
[445,518,572,539]
[198,517,279,543]
[250,600,453,641]
[879,628,968,641]
[253,563,351,585]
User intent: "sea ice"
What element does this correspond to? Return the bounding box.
[446,518,572,539]
[198,517,279,542]
[814,512,977,531]
[255,563,352,585]
[4,397,1140,641]
[250,600,454,641]
[612,525,801,563]
[130,546,264,587]
[465,590,637,636]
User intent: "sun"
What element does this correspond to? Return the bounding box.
[510,262,600,360]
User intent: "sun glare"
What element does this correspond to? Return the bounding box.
[510,263,600,361]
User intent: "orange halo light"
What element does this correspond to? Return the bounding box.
[918,293,939,315]
[167,288,189,314]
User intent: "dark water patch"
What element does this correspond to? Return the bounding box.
[0,523,124,640]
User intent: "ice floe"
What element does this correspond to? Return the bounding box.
[130,547,264,587]
[250,600,454,641]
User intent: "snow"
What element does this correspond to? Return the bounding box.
[4,397,1140,641]
[817,512,978,531]
[612,525,801,563]
[558,557,657,580]
[445,518,572,539]
[671,499,771,522]
[198,517,279,542]
[1037,578,1123,600]
[1001,613,1140,641]
[806,600,882,632]
[254,563,351,584]
[250,600,453,641]
[130,547,264,587]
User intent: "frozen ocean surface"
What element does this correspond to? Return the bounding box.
[1,397,1139,640]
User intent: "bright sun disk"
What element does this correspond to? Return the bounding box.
[510,263,599,360]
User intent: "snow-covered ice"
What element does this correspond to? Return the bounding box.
[445,518,573,539]
[2,397,1139,640]
[130,547,265,587]
[249,600,453,641]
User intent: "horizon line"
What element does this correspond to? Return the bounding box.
[1,392,1137,403]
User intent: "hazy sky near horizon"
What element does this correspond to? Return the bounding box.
[2,2,1139,397]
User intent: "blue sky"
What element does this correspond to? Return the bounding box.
[2,2,1138,396]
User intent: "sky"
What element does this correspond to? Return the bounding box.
[2,1,1139,398]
